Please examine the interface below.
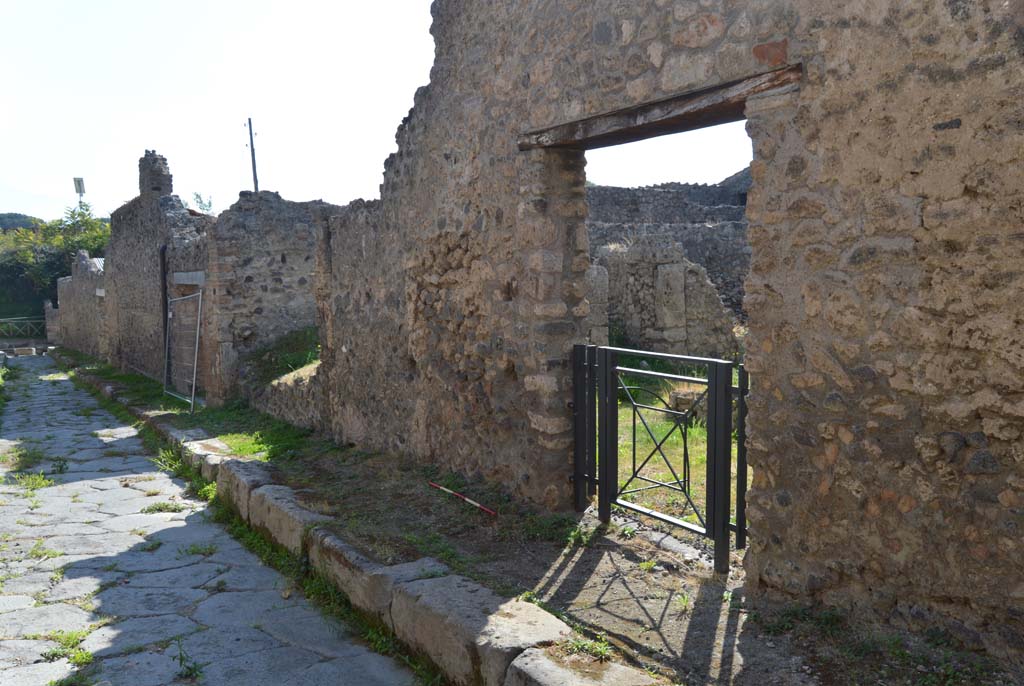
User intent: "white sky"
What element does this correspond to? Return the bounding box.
[0,1,751,221]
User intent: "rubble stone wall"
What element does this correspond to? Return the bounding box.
[104,151,212,380]
[204,191,340,404]
[588,220,750,314]
[599,238,738,358]
[316,0,1024,660]
[55,251,107,359]
[44,300,60,344]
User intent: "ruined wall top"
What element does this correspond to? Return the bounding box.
[139,150,172,195]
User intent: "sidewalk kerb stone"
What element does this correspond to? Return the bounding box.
[248,485,332,556]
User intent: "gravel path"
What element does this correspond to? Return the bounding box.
[0,356,414,686]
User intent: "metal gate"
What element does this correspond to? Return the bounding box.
[163,291,202,412]
[573,345,749,573]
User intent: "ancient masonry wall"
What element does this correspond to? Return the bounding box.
[69,152,325,406]
[104,152,212,380]
[204,192,341,403]
[54,251,108,359]
[43,300,60,343]
[315,0,1024,660]
[598,237,738,358]
[586,172,751,315]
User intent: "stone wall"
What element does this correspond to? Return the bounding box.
[104,151,213,380]
[43,300,60,343]
[587,172,750,315]
[315,0,1024,660]
[55,251,108,359]
[204,191,340,404]
[238,362,324,431]
[599,238,738,358]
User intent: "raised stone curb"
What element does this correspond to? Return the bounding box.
[216,459,274,522]
[504,648,659,686]
[247,484,332,556]
[51,349,659,686]
[391,574,573,686]
[308,528,449,628]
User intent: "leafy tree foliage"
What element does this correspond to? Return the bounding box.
[0,204,111,313]
[0,213,42,230]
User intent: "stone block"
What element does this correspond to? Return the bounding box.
[247,484,331,556]
[14,347,36,356]
[391,575,571,686]
[216,460,274,522]
[308,528,449,626]
[503,648,658,686]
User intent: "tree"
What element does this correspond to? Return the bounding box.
[0,203,111,310]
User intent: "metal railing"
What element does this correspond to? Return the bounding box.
[0,318,46,339]
[573,344,749,573]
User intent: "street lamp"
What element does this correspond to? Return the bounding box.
[73,178,85,208]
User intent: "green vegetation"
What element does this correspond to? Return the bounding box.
[11,471,55,492]
[41,630,94,667]
[0,212,42,230]
[564,634,612,662]
[1,444,48,470]
[0,204,110,312]
[245,326,320,384]
[174,637,203,680]
[140,501,187,514]
[28,539,62,560]
[178,543,217,557]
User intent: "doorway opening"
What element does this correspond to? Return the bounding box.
[520,67,799,567]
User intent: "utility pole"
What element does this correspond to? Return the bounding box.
[73,178,85,208]
[247,117,259,192]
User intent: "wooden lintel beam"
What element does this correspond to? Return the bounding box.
[518,65,802,151]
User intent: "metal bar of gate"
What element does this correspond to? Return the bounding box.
[735,366,749,549]
[708,361,733,574]
[597,347,618,524]
[573,345,588,511]
[585,345,597,499]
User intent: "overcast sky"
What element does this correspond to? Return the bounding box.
[0,1,752,221]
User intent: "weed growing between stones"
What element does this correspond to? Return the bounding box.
[11,471,54,492]
[174,637,202,680]
[27,539,62,560]
[1,444,49,471]
[564,634,612,662]
[177,543,217,557]
[140,501,186,514]
[41,630,94,667]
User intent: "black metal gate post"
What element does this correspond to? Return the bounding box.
[735,366,749,549]
[708,360,733,573]
[585,345,598,501]
[597,347,618,524]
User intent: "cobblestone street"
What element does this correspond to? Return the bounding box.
[0,356,414,685]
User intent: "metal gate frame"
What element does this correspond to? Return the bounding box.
[163,291,202,412]
[573,344,749,573]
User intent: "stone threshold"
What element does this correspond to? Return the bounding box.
[51,349,660,686]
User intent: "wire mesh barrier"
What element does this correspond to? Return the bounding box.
[0,318,46,339]
[573,344,749,573]
[163,291,202,412]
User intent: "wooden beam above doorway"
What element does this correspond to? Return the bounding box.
[517,65,802,151]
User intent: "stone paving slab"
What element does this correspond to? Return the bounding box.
[0,356,415,684]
